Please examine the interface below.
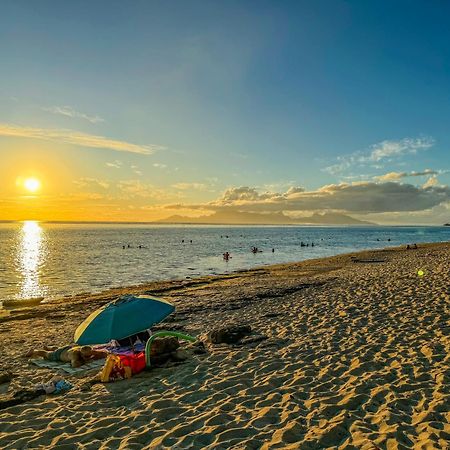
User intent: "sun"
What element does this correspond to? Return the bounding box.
[24,178,41,193]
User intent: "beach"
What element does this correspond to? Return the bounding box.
[0,242,449,449]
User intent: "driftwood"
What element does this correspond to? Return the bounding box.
[350,256,385,263]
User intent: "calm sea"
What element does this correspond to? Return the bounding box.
[0,222,448,305]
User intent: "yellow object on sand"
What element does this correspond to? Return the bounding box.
[100,355,132,382]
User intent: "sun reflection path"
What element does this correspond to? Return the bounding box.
[17,221,48,299]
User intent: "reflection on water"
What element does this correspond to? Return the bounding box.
[17,221,47,299]
[0,223,447,304]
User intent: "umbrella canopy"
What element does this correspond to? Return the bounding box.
[74,295,175,345]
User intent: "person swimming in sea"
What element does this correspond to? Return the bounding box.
[25,345,106,368]
[223,252,231,261]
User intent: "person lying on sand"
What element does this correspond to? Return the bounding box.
[25,345,106,368]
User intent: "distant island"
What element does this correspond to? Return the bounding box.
[444,223,450,226]
[157,210,375,225]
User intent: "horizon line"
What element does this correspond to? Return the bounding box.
[0,219,448,227]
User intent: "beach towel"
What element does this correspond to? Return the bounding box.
[94,343,145,355]
[30,358,105,375]
[30,343,147,376]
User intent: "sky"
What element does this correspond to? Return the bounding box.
[0,0,449,224]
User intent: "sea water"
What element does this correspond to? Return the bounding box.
[0,222,448,304]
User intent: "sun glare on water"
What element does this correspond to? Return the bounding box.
[24,177,41,193]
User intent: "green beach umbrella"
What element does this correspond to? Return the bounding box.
[74,295,175,345]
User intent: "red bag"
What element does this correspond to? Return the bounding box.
[118,352,146,375]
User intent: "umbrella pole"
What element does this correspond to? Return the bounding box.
[145,331,196,368]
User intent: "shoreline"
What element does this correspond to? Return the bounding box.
[1,240,448,314]
[0,241,449,448]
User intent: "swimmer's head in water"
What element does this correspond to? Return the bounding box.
[417,269,425,277]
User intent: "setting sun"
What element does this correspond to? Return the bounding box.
[24,177,41,193]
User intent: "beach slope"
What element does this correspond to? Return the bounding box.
[0,243,449,449]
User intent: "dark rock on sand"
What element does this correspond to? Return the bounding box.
[148,336,182,367]
[0,371,13,384]
[171,349,189,362]
[191,341,207,355]
[150,337,180,356]
[0,388,44,410]
[208,325,252,344]
[239,335,268,346]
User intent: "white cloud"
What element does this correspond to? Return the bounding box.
[118,180,154,198]
[131,165,142,176]
[285,186,306,195]
[73,178,110,189]
[153,163,167,169]
[423,175,439,188]
[324,137,435,175]
[366,137,434,162]
[374,169,439,181]
[374,171,407,181]
[68,192,105,201]
[172,182,208,191]
[43,105,105,124]
[106,160,123,168]
[117,180,178,201]
[0,123,164,155]
[219,186,284,203]
[166,182,450,214]
[323,161,352,175]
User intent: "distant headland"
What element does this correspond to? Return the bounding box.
[157,211,375,225]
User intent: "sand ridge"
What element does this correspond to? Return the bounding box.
[0,243,449,449]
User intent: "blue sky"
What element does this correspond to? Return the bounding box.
[0,1,449,223]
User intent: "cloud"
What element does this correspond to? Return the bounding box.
[107,161,143,176]
[219,186,298,203]
[324,137,434,175]
[172,182,208,191]
[285,186,305,195]
[106,160,123,168]
[131,165,142,176]
[153,163,167,169]
[42,105,105,124]
[423,175,439,188]
[68,192,106,200]
[118,180,154,198]
[166,182,450,214]
[0,123,163,155]
[366,137,434,162]
[375,172,407,181]
[374,169,439,181]
[73,178,110,189]
[117,180,176,201]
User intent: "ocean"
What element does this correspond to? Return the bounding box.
[0,221,448,305]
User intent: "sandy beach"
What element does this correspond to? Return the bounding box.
[0,242,449,449]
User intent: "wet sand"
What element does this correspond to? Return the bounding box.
[0,242,449,449]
